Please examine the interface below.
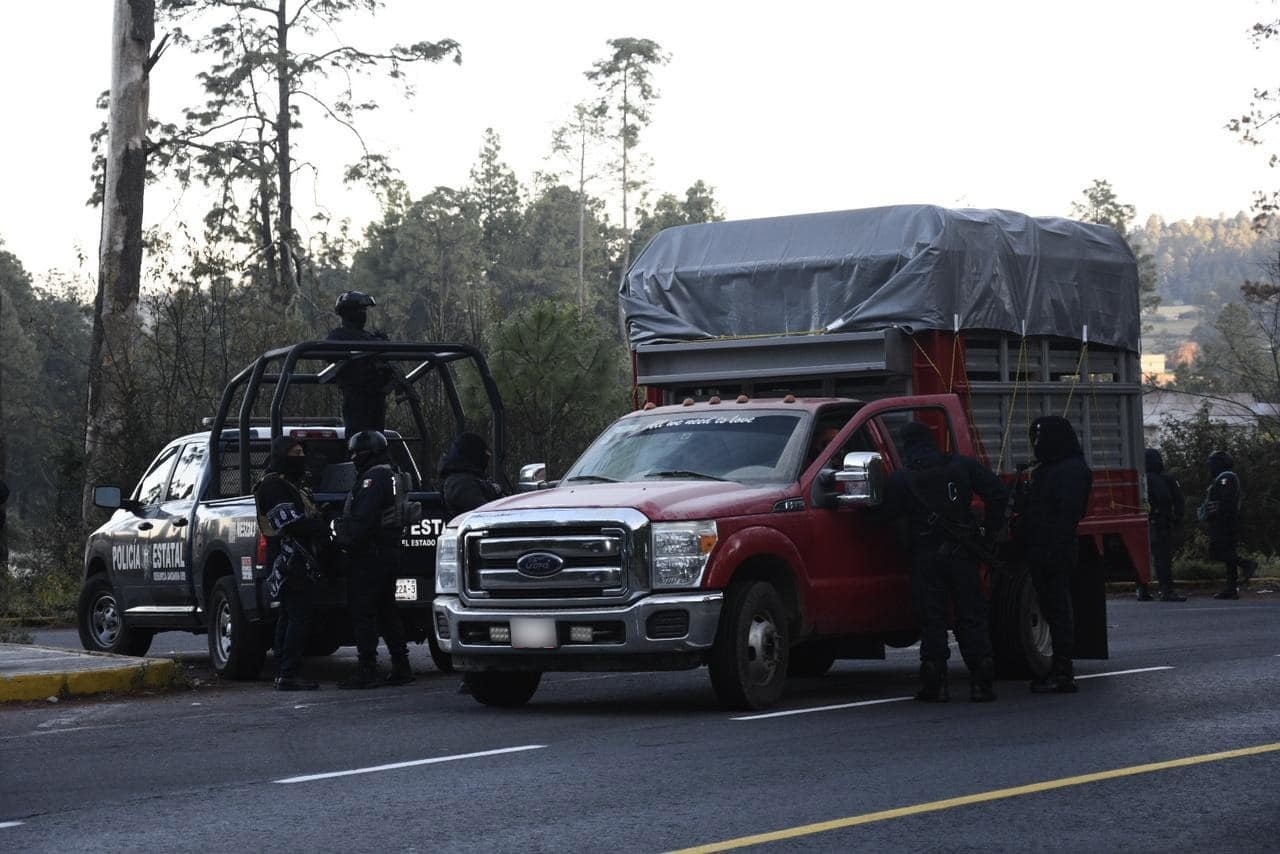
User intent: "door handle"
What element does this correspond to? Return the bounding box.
[137,522,153,531]
[173,517,189,528]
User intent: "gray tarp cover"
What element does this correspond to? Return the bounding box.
[621,205,1140,351]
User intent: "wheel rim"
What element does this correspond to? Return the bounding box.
[745,611,782,685]
[1026,596,1052,658]
[90,593,121,647]
[215,599,233,665]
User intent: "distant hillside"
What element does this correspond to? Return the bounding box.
[1131,212,1275,307]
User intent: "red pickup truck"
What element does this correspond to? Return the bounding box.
[433,206,1149,709]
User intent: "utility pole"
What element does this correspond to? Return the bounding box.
[83,0,159,522]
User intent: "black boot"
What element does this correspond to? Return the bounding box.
[1135,584,1152,602]
[337,661,381,690]
[274,676,319,691]
[385,654,416,686]
[914,661,949,702]
[969,657,996,702]
[1032,654,1077,694]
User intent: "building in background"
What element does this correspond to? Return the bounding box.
[1142,389,1278,447]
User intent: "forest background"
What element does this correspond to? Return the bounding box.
[4,0,1280,619]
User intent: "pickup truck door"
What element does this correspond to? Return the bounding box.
[801,395,973,634]
[115,445,181,612]
[148,442,206,612]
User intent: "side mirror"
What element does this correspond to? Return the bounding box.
[93,485,122,510]
[829,452,885,508]
[518,463,549,493]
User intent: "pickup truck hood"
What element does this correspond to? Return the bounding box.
[482,480,792,521]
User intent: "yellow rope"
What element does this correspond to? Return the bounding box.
[997,335,1029,473]
[1061,343,1088,416]
[911,336,946,382]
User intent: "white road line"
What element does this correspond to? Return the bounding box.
[274,744,546,784]
[0,821,24,829]
[733,696,913,721]
[734,667,1175,721]
[1076,666,1173,680]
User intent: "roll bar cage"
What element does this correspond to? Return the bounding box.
[207,340,506,497]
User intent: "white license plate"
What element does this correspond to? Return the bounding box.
[394,578,418,602]
[510,618,557,649]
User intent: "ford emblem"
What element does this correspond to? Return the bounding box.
[516,551,565,578]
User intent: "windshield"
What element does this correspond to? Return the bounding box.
[564,410,809,485]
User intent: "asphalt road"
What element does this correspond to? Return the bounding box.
[4,595,1279,852]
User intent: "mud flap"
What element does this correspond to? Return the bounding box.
[1070,549,1108,660]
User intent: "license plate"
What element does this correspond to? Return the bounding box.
[510,618,557,649]
[394,578,418,602]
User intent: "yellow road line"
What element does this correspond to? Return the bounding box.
[670,742,1280,853]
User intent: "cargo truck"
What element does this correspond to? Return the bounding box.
[433,206,1149,709]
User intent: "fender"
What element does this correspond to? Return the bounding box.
[703,524,812,631]
[196,545,235,613]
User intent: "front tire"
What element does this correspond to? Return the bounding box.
[464,671,541,707]
[77,575,153,656]
[427,631,455,674]
[208,576,267,680]
[991,567,1052,678]
[708,581,789,709]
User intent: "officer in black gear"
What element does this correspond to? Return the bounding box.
[253,437,329,691]
[336,430,416,688]
[1145,448,1186,602]
[1201,450,1256,599]
[1019,415,1092,694]
[439,431,503,521]
[879,421,1008,703]
[327,291,395,434]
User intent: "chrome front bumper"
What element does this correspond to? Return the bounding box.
[433,591,724,657]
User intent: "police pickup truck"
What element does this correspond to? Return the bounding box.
[79,340,508,679]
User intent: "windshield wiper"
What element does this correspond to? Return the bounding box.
[643,469,725,481]
[564,474,618,483]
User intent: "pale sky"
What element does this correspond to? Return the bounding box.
[2,0,1277,282]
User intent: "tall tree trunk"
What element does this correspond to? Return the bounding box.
[577,131,587,308]
[618,65,630,292]
[83,0,154,523]
[274,0,297,307]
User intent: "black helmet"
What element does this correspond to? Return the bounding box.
[334,290,376,317]
[1207,449,1234,476]
[348,430,388,469]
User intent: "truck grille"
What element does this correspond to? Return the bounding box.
[464,526,631,600]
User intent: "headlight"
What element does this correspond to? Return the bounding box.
[651,521,718,588]
[435,526,460,594]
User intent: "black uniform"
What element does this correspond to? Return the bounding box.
[1145,448,1186,602]
[880,422,1008,702]
[439,432,503,520]
[339,450,410,685]
[326,322,394,433]
[1201,450,1255,599]
[253,438,328,690]
[1019,415,1092,693]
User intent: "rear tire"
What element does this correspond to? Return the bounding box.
[991,567,1052,678]
[208,576,267,680]
[77,575,154,657]
[464,671,541,707]
[708,580,789,709]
